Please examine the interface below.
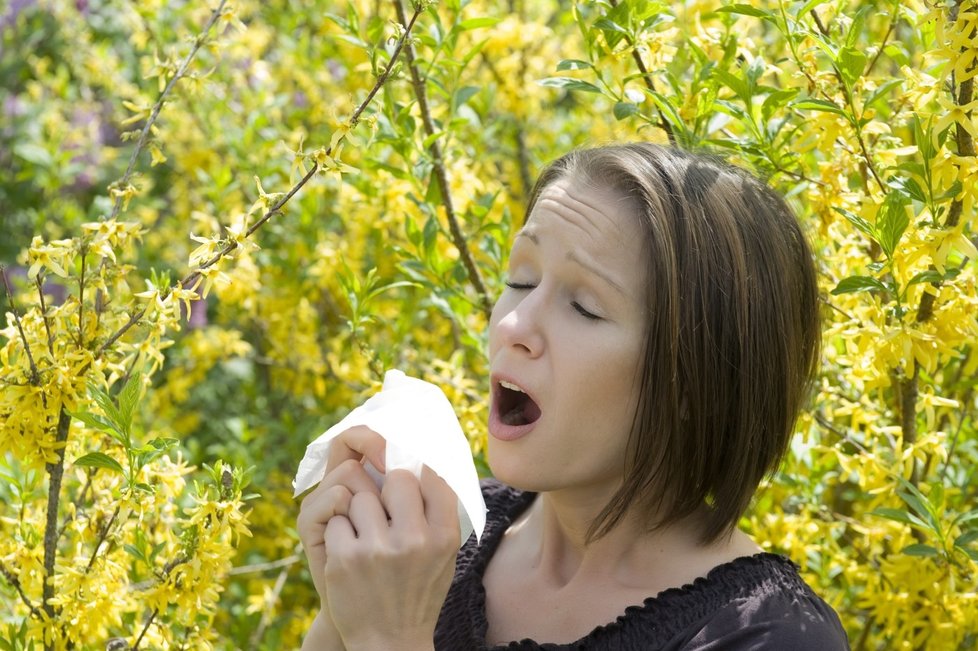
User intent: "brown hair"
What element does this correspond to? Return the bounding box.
[525,143,821,544]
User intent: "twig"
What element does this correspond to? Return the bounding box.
[94,3,426,361]
[809,8,885,192]
[246,545,302,650]
[393,0,493,318]
[78,245,86,348]
[0,560,43,619]
[84,503,122,574]
[228,553,302,576]
[42,408,73,638]
[902,10,976,488]
[608,0,677,145]
[1,266,41,385]
[131,608,159,651]
[107,0,229,222]
[34,274,54,355]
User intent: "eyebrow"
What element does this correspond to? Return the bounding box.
[515,228,627,296]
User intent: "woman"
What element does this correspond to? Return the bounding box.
[297,143,850,650]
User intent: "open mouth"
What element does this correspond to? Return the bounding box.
[496,379,542,426]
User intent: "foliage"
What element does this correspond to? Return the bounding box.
[1,0,976,649]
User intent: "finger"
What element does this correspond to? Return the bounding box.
[419,466,460,535]
[323,514,357,559]
[348,491,391,541]
[381,469,426,532]
[314,458,382,499]
[325,425,387,475]
[297,484,355,546]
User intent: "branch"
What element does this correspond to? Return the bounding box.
[34,274,54,355]
[393,0,492,318]
[131,608,159,651]
[246,545,301,649]
[1,266,41,385]
[902,9,976,487]
[0,560,43,620]
[94,4,426,361]
[42,408,73,634]
[608,0,676,145]
[107,0,229,222]
[809,8,885,191]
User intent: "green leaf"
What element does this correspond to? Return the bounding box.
[864,79,903,111]
[88,384,126,435]
[556,59,593,71]
[831,275,888,295]
[613,101,640,120]
[457,16,501,30]
[907,270,944,287]
[833,207,877,240]
[836,46,867,88]
[537,77,603,94]
[871,507,927,529]
[877,193,910,259]
[74,452,124,475]
[13,143,52,166]
[715,4,775,20]
[792,98,846,116]
[118,373,142,432]
[901,543,939,557]
[954,530,978,547]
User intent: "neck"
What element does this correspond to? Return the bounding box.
[518,485,703,589]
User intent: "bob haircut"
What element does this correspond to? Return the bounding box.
[524,143,821,545]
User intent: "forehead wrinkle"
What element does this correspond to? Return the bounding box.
[566,250,627,296]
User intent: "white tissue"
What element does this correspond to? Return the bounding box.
[293,370,487,546]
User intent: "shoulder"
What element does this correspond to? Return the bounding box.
[677,554,850,650]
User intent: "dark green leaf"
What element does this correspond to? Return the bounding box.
[871,507,924,528]
[833,206,877,240]
[831,275,888,295]
[118,373,142,432]
[613,101,640,120]
[901,543,939,557]
[74,452,124,475]
[907,270,944,287]
[954,530,978,547]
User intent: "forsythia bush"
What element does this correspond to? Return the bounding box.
[1,0,975,649]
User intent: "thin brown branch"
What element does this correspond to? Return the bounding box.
[95,5,425,360]
[78,246,86,349]
[228,553,302,576]
[608,0,676,145]
[131,608,159,651]
[1,265,41,385]
[34,274,54,355]
[42,408,73,637]
[0,560,43,619]
[394,0,492,318]
[84,503,122,574]
[246,546,301,650]
[107,0,229,222]
[809,8,885,192]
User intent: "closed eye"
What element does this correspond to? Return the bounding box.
[572,301,601,320]
[505,281,536,290]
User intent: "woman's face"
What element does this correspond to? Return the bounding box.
[487,176,648,498]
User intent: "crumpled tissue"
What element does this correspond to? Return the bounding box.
[293,370,487,546]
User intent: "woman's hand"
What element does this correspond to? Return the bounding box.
[297,425,461,651]
[297,426,387,650]
[327,457,460,648]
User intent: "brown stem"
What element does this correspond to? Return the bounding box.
[131,608,159,651]
[1,266,41,385]
[246,547,299,650]
[42,408,73,642]
[78,246,86,348]
[0,560,42,619]
[608,0,677,145]
[34,274,55,355]
[84,503,122,574]
[95,6,425,359]
[903,9,976,491]
[809,9,885,191]
[393,0,492,317]
[107,0,229,222]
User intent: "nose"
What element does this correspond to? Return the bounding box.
[490,288,546,358]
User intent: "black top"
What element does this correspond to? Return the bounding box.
[435,479,850,650]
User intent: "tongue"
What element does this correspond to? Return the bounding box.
[502,395,541,426]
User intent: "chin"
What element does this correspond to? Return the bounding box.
[486,443,551,493]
